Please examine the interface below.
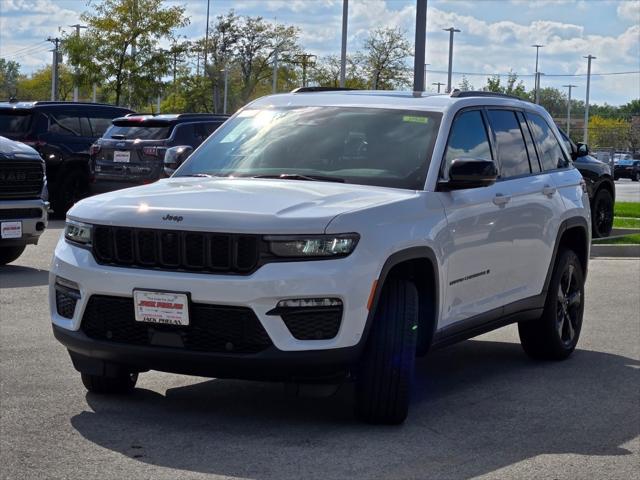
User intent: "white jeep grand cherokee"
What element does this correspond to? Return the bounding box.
[50,89,590,424]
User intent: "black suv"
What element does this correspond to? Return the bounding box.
[614,158,640,181]
[558,129,615,238]
[0,101,132,215]
[90,113,228,193]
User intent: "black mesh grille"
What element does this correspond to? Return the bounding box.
[81,295,272,354]
[92,226,260,274]
[0,208,43,220]
[0,161,45,200]
[281,308,343,340]
[56,291,78,319]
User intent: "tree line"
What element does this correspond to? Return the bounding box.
[0,0,638,149]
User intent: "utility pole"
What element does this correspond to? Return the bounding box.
[413,0,428,92]
[47,37,60,101]
[532,44,543,104]
[443,27,460,93]
[432,82,444,93]
[69,24,87,102]
[339,0,349,87]
[563,84,578,136]
[424,63,430,92]
[292,54,317,87]
[583,54,596,144]
[272,45,279,94]
[203,0,210,75]
[222,69,229,114]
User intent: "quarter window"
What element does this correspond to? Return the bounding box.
[487,110,531,178]
[48,113,81,136]
[527,113,569,170]
[443,110,492,178]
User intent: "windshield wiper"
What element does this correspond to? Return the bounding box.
[251,173,345,183]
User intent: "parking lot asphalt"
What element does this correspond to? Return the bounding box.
[1,221,639,480]
[614,179,640,203]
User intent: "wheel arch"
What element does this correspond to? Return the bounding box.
[544,217,590,292]
[365,247,440,356]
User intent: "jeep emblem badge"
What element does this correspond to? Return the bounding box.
[162,214,183,222]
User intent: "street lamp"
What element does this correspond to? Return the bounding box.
[221,69,229,114]
[443,27,461,93]
[532,44,544,103]
[583,55,596,143]
[562,84,578,136]
[69,24,87,102]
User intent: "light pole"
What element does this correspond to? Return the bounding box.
[583,54,596,144]
[339,0,348,88]
[222,69,229,114]
[424,63,430,91]
[443,27,460,93]
[69,24,87,102]
[563,84,578,136]
[432,81,444,93]
[413,0,428,92]
[532,44,543,103]
[272,45,278,94]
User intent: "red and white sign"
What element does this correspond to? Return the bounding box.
[1,221,22,239]
[133,290,189,326]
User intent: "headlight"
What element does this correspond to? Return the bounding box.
[65,220,93,246]
[265,234,359,258]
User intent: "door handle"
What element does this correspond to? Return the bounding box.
[542,185,557,196]
[493,193,511,206]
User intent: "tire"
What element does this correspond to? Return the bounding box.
[51,168,88,217]
[591,188,613,238]
[0,245,26,265]
[81,371,138,394]
[355,278,419,424]
[518,249,585,360]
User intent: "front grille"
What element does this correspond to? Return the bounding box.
[281,307,343,340]
[92,226,260,274]
[81,295,272,354]
[0,161,44,200]
[56,291,78,319]
[0,208,42,220]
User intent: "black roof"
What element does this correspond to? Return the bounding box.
[0,101,133,111]
[0,136,42,160]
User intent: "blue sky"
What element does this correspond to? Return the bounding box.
[1,0,639,105]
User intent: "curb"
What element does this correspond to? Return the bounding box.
[591,244,640,258]
[611,228,640,236]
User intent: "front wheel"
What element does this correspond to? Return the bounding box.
[591,188,613,238]
[81,371,138,394]
[355,278,419,424]
[0,245,26,265]
[518,249,585,360]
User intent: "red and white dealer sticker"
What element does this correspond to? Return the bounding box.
[133,290,189,326]
[1,221,22,239]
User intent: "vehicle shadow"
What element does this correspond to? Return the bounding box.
[0,265,49,288]
[70,340,639,480]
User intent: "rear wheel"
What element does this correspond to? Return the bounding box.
[81,371,138,394]
[355,278,418,424]
[518,249,584,360]
[591,188,613,238]
[0,245,26,265]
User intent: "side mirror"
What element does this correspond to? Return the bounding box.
[576,143,589,157]
[438,159,498,191]
[163,145,193,177]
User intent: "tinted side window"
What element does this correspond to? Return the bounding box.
[443,110,492,178]
[487,110,530,178]
[89,117,115,137]
[527,113,569,170]
[173,124,196,145]
[48,112,81,136]
[516,111,540,173]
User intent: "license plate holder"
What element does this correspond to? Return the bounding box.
[113,150,131,163]
[133,290,190,326]
[1,221,22,239]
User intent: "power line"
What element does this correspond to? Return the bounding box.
[425,68,639,77]
[1,41,48,57]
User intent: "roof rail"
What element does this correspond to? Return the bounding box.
[291,87,356,93]
[450,90,529,102]
[29,100,129,107]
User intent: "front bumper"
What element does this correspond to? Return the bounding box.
[0,199,48,246]
[50,235,378,377]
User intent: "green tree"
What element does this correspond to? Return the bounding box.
[15,65,74,101]
[588,115,631,149]
[0,59,21,99]
[482,71,527,99]
[311,54,366,89]
[458,75,473,91]
[66,0,188,108]
[359,27,412,89]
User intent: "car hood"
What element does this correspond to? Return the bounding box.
[70,177,418,233]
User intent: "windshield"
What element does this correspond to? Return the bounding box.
[0,111,32,137]
[175,106,442,190]
[104,123,172,140]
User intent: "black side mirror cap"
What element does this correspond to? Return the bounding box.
[437,159,498,191]
[163,145,193,177]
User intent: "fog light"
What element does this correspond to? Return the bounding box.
[55,276,80,292]
[276,298,342,309]
[54,276,81,320]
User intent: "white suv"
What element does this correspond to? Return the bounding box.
[50,89,590,424]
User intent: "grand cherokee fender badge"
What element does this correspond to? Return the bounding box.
[162,214,183,222]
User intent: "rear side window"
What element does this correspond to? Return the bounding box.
[0,111,33,136]
[527,113,569,170]
[104,123,172,140]
[487,110,531,178]
[48,113,81,136]
[443,110,492,178]
[89,117,115,137]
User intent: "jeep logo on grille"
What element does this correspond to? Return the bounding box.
[162,214,183,222]
[0,171,27,182]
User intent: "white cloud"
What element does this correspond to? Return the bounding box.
[617,0,640,22]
